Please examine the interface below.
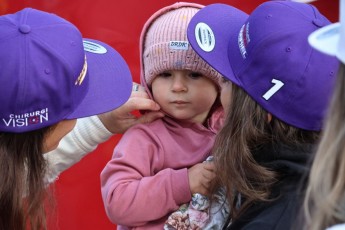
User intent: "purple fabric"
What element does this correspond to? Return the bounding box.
[0,8,132,132]
[188,1,339,131]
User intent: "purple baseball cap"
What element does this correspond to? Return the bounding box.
[188,1,339,131]
[0,8,132,133]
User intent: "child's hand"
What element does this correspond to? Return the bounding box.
[188,161,216,196]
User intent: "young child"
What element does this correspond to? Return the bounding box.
[0,8,133,230]
[187,1,338,229]
[100,3,225,229]
[304,0,345,229]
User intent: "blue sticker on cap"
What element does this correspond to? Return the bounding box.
[83,40,107,54]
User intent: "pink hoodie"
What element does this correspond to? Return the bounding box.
[101,3,224,229]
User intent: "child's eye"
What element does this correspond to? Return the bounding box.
[189,72,203,79]
[157,72,171,78]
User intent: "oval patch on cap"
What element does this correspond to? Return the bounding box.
[194,22,215,52]
[83,40,107,54]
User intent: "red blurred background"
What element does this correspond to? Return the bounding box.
[0,0,339,229]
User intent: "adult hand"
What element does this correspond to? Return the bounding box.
[98,83,164,134]
[188,161,216,196]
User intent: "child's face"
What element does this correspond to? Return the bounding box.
[151,69,218,123]
[219,77,232,115]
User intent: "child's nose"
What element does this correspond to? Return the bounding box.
[171,76,187,92]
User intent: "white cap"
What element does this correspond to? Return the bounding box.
[308,0,345,64]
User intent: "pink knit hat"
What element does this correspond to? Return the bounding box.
[142,3,222,87]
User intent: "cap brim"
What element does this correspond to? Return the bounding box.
[308,22,340,57]
[187,4,248,85]
[67,38,132,119]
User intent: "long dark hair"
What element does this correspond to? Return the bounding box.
[0,127,52,230]
[212,84,320,220]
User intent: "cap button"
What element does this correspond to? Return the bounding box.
[19,24,31,34]
[312,19,325,28]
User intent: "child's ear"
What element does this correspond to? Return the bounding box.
[267,113,272,123]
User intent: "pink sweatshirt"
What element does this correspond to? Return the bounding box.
[101,3,224,229]
[101,110,223,230]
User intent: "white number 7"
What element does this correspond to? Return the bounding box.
[262,79,284,100]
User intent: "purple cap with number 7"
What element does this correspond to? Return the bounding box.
[188,1,339,131]
[0,8,132,133]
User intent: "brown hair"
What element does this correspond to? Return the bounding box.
[0,127,52,230]
[304,64,345,230]
[213,84,320,220]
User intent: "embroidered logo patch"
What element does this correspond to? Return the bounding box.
[75,56,88,85]
[2,108,49,128]
[169,41,189,50]
[238,22,250,59]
